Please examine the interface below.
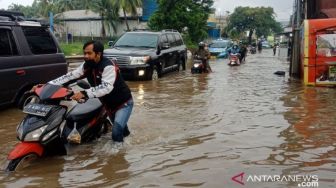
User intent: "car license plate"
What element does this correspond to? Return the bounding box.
[23,103,53,117]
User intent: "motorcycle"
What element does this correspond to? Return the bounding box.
[228,53,241,66]
[191,55,207,74]
[5,81,111,171]
[249,46,256,54]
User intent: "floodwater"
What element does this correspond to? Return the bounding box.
[0,49,335,188]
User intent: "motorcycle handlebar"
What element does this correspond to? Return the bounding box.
[31,84,89,103]
[64,90,74,101]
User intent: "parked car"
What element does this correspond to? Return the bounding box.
[0,11,67,109]
[262,41,271,48]
[104,30,187,80]
[208,39,232,58]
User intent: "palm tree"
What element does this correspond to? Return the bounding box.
[74,0,92,10]
[91,0,119,37]
[54,0,76,13]
[36,0,54,17]
[112,0,142,31]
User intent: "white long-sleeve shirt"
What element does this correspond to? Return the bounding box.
[48,62,117,98]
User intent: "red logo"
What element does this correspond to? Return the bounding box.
[232,172,245,185]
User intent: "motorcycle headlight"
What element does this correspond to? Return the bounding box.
[193,64,200,68]
[24,125,48,142]
[42,128,58,142]
[130,56,150,65]
[16,120,24,140]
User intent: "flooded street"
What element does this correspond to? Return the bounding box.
[0,49,335,188]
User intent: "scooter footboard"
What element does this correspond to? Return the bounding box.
[8,142,44,160]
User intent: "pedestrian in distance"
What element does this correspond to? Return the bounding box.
[239,44,247,62]
[273,44,277,56]
[257,40,263,53]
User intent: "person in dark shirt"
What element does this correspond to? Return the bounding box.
[239,44,247,62]
[194,42,212,72]
[257,40,263,53]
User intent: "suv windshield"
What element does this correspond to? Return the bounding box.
[209,41,230,48]
[114,33,158,48]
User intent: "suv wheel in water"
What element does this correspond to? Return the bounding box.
[178,59,186,71]
[151,66,159,80]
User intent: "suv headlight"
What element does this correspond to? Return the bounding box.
[130,56,150,65]
[24,125,48,141]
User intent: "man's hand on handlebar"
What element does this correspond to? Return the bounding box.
[30,84,43,93]
[71,92,87,103]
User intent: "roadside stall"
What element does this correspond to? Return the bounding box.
[301,18,336,86]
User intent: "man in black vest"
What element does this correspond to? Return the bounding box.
[49,40,133,143]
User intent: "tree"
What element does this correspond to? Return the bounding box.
[88,0,120,37]
[226,6,283,44]
[148,0,214,44]
[7,4,35,18]
[35,0,54,18]
[54,0,76,13]
[74,0,92,10]
[112,0,142,31]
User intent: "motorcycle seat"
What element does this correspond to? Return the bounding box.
[66,98,103,121]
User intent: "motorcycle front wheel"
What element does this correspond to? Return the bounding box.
[5,153,38,171]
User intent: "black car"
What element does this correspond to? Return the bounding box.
[104,30,187,80]
[0,11,67,109]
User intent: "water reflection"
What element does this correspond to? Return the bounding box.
[59,144,131,188]
[136,84,145,101]
[256,85,336,185]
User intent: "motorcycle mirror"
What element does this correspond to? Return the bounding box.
[77,80,91,89]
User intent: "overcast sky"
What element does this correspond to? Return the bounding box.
[0,0,33,10]
[0,0,293,21]
[213,0,294,21]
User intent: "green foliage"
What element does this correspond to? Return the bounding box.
[111,0,142,31]
[181,33,198,50]
[60,41,111,56]
[60,42,83,56]
[226,6,283,43]
[54,0,76,13]
[148,0,214,43]
[7,4,36,18]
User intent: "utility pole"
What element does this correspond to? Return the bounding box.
[49,12,53,33]
[290,0,303,78]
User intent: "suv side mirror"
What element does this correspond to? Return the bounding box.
[108,41,114,47]
[161,42,170,49]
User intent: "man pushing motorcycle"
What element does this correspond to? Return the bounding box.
[34,40,133,143]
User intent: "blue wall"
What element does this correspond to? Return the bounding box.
[208,29,220,39]
[142,0,158,21]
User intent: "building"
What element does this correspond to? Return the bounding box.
[54,9,144,39]
[53,0,158,39]
[207,13,229,39]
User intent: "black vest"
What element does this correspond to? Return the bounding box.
[83,57,132,111]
